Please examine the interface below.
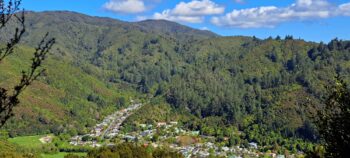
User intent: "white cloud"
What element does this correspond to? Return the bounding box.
[212,6,280,28]
[339,3,350,16]
[171,0,225,16]
[211,0,350,28]
[153,0,224,23]
[103,0,146,14]
[153,9,204,23]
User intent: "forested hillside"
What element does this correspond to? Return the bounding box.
[1,11,350,149]
[0,11,218,136]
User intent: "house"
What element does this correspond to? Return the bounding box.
[70,136,80,141]
[170,121,178,125]
[191,131,200,136]
[152,143,159,148]
[228,155,242,158]
[70,141,78,146]
[139,124,147,128]
[112,128,119,133]
[206,142,214,148]
[141,130,153,137]
[157,122,167,127]
[222,146,230,152]
[91,142,101,148]
[249,142,258,149]
[107,143,115,147]
[198,151,210,157]
[124,135,136,141]
[277,155,285,158]
[107,133,118,138]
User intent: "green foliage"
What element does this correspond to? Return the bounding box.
[64,154,81,158]
[86,143,183,158]
[0,139,41,158]
[44,152,86,158]
[0,45,137,136]
[311,76,350,157]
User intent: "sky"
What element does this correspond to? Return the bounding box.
[22,0,350,42]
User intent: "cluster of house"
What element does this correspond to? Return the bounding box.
[103,103,143,138]
[116,122,289,158]
[99,121,256,157]
[69,136,102,147]
[69,102,143,147]
[168,140,261,157]
[112,121,182,142]
[68,102,292,157]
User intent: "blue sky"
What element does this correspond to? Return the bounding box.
[22,0,350,42]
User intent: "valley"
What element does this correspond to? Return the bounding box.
[0,10,350,158]
[13,102,289,158]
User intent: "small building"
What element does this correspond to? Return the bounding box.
[157,122,167,127]
[124,135,136,141]
[141,130,153,137]
[198,151,210,157]
[277,155,285,158]
[222,146,230,152]
[228,155,242,158]
[191,131,200,136]
[170,121,178,125]
[108,133,118,138]
[249,142,258,149]
[139,124,147,128]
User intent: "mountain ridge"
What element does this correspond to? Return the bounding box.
[24,11,218,40]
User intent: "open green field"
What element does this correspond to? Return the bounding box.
[7,135,87,158]
[42,152,87,158]
[8,135,45,149]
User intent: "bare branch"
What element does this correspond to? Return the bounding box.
[0,0,55,127]
[0,9,25,61]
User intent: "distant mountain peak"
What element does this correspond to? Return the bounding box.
[23,11,218,41]
[135,19,219,40]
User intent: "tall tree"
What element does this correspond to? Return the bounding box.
[312,76,350,157]
[0,0,55,127]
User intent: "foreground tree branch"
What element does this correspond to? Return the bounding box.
[308,75,350,157]
[0,0,55,127]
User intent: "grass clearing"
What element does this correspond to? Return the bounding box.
[41,152,87,158]
[8,135,44,149]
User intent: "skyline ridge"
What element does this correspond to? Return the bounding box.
[22,0,350,42]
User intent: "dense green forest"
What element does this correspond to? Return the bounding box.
[1,11,350,153]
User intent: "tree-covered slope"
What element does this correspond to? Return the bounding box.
[0,46,136,136]
[165,37,350,131]
[136,19,218,41]
[0,11,218,136]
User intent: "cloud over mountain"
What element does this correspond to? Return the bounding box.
[211,0,350,28]
[103,0,147,14]
[153,0,224,23]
